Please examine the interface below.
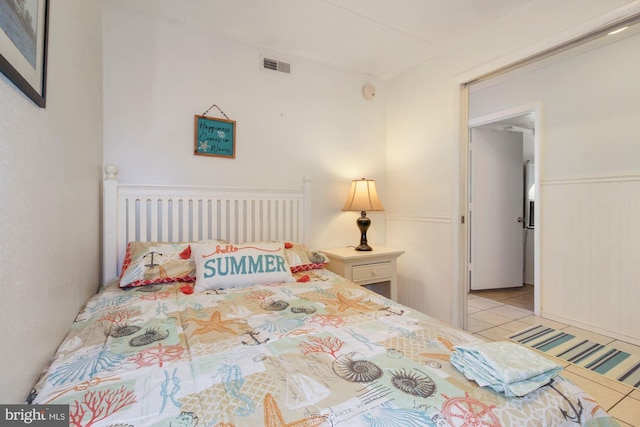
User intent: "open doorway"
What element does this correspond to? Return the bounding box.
[466,109,539,324]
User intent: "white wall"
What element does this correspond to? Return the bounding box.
[469,30,640,344]
[103,2,388,252]
[385,0,636,323]
[0,1,103,402]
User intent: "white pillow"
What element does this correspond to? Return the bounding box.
[193,242,294,292]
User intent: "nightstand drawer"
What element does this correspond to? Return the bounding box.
[320,247,404,301]
[352,262,392,284]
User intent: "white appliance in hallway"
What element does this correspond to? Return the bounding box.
[469,127,524,290]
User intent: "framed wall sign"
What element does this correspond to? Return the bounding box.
[194,115,236,159]
[0,0,49,107]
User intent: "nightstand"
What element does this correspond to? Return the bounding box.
[321,246,404,301]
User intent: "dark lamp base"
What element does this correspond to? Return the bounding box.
[355,211,373,251]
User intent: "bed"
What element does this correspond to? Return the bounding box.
[28,166,618,426]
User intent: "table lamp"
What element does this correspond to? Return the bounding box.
[342,178,384,251]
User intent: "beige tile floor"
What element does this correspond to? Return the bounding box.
[467,285,640,426]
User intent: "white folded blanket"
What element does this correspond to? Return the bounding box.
[450,341,562,397]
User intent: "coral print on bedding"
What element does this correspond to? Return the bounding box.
[29,267,618,426]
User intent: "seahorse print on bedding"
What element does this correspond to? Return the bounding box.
[218,364,256,416]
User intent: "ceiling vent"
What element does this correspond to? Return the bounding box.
[263,57,290,74]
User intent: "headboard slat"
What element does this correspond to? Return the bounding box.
[102,165,310,282]
[149,200,158,241]
[160,198,169,241]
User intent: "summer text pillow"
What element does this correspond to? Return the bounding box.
[284,242,330,272]
[119,241,224,288]
[193,242,294,292]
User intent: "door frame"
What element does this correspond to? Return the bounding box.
[460,103,542,328]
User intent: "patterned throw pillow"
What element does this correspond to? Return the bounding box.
[193,242,294,292]
[284,242,330,272]
[119,241,224,288]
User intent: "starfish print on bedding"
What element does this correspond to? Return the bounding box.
[263,393,326,427]
[437,336,456,352]
[420,337,456,361]
[330,292,370,312]
[187,311,237,335]
[420,352,450,362]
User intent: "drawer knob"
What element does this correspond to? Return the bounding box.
[370,270,376,276]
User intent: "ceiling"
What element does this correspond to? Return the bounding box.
[110,0,535,79]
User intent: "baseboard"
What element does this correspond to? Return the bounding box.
[541,312,640,347]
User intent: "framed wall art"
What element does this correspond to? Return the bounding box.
[194,114,236,159]
[0,0,50,107]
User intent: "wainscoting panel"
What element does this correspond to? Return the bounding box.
[541,173,640,345]
[386,215,453,322]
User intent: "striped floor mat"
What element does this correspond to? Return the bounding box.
[508,325,640,390]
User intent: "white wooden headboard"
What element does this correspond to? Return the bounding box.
[102,164,311,282]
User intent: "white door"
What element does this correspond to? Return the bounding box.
[470,128,524,290]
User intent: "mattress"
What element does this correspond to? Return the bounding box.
[30,269,617,426]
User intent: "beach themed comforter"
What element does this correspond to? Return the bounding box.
[30,269,618,426]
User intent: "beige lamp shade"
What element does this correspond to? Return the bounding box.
[342,179,384,212]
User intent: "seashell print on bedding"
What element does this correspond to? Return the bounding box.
[390,368,436,398]
[47,345,125,386]
[290,305,317,314]
[362,404,435,427]
[333,352,383,383]
[260,300,290,311]
[129,327,170,347]
[108,324,142,338]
